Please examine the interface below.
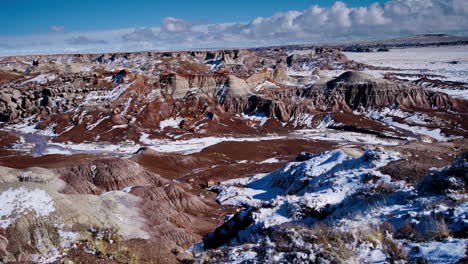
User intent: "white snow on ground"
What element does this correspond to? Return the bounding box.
[86,116,110,130]
[140,134,287,154]
[287,70,312,77]
[22,73,57,84]
[239,113,269,126]
[210,147,468,263]
[32,248,66,264]
[0,187,55,228]
[5,122,408,157]
[10,122,38,134]
[287,49,313,56]
[84,81,134,104]
[55,223,78,247]
[254,81,280,92]
[227,249,258,264]
[402,113,431,126]
[221,173,267,186]
[344,46,468,83]
[213,148,399,210]
[121,97,133,115]
[291,113,315,127]
[316,113,335,128]
[292,129,402,145]
[42,148,73,155]
[159,117,183,130]
[49,141,140,154]
[9,117,57,137]
[100,185,140,197]
[406,239,467,264]
[323,69,347,78]
[367,110,450,141]
[259,158,280,164]
[111,124,128,129]
[121,185,137,193]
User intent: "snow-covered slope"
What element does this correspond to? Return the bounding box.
[203,148,468,264]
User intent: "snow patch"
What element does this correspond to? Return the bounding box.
[406,238,467,264]
[22,73,57,84]
[0,187,55,228]
[254,81,280,92]
[140,134,287,154]
[239,113,269,126]
[429,88,468,100]
[345,46,468,83]
[367,110,449,141]
[259,158,280,164]
[159,117,183,130]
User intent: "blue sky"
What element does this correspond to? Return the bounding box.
[1,0,467,55]
[2,0,389,35]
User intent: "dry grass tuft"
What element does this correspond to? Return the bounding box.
[396,214,450,242]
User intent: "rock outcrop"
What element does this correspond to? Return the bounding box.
[0,156,225,263]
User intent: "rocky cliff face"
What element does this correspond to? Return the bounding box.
[222,71,460,124]
[1,50,465,141]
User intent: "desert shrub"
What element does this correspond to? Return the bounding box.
[382,235,407,261]
[200,248,230,263]
[371,180,398,194]
[395,222,418,240]
[313,228,358,263]
[417,151,467,195]
[202,222,409,264]
[357,226,384,247]
[417,214,450,241]
[357,224,406,261]
[112,245,141,264]
[381,221,395,234]
[396,214,450,242]
[264,224,359,264]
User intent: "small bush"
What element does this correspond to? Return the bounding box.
[357,224,406,261]
[395,222,418,240]
[382,235,407,261]
[396,214,450,242]
[112,245,141,264]
[267,224,359,264]
[417,214,450,241]
[372,180,398,194]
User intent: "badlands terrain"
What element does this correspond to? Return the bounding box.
[0,35,467,263]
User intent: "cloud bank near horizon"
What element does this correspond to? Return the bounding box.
[1,0,468,55]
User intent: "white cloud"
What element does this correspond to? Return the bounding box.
[49,25,65,33]
[161,17,192,33]
[1,0,467,55]
[122,27,158,41]
[66,36,107,45]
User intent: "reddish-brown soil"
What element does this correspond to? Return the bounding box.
[132,139,339,185]
[173,139,340,185]
[0,72,20,85]
[131,148,223,179]
[330,112,409,137]
[380,139,467,184]
[131,139,337,184]
[67,238,191,264]
[178,162,285,186]
[0,130,19,149]
[200,139,339,161]
[0,153,105,169]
